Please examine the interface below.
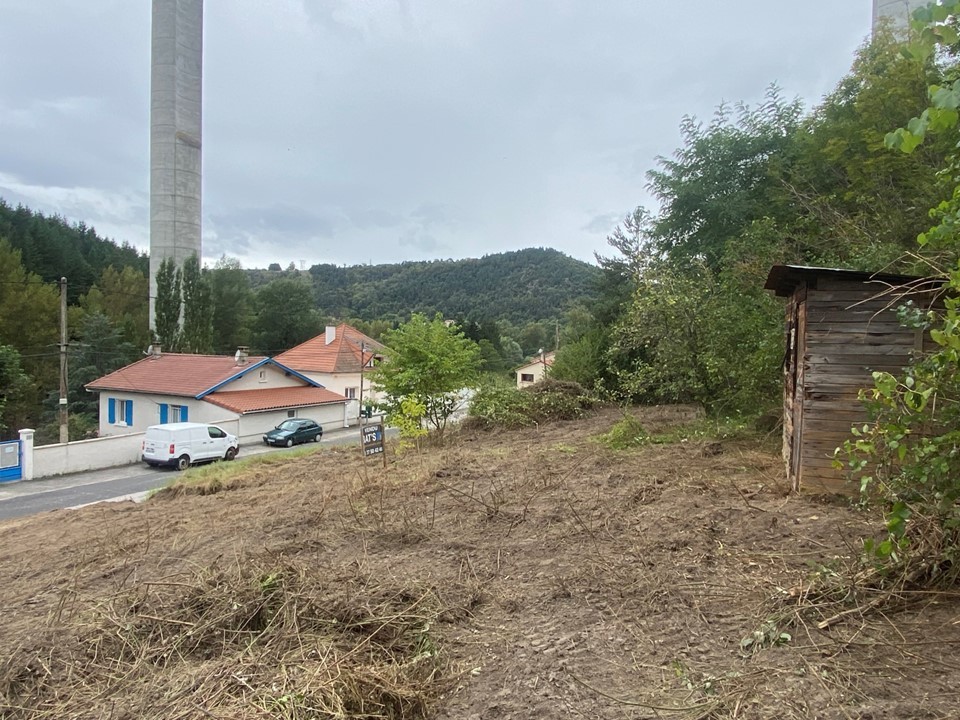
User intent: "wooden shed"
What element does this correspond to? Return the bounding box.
[764,265,944,493]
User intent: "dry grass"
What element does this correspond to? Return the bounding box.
[2,554,456,719]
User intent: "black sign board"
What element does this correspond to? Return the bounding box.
[361,422,385,457]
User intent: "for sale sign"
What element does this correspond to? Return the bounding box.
[361,422,385,457]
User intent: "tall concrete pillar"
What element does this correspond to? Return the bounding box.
[872,0,927,35]
[150,0,203,330]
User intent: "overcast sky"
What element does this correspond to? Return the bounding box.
[1,1,872,270]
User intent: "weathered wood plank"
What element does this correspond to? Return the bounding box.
[806,333,917,347]
[807,309,900,323]
[805,322,914,335]
[803,386,877,398]
[804,356,913,369]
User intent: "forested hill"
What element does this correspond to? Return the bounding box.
[302,248,600,324]
[0,199,148,301]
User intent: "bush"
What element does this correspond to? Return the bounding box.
[597,413,650,449]
[468,384,535,429]
[526,379,598,421]
[469,379,598,429]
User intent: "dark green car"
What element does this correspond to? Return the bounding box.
[262,418,323,447]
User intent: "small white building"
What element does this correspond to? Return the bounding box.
[515,351,555,389]
[85,346,350,443]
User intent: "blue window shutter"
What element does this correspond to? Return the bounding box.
[126,400,133,425]
[108,398,116,424]
[159,404,168,424]
[182,405,189,421]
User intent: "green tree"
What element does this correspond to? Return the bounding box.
[0,344,31,438]
[80,265,150,351]
[210,255,253,353]
[252,278,322,355]
[647,86,803,269]
[68,313,137,423]
[840,1,960,577]
[181,254,213,353]
[154,257,181,350]
[370,313,481,437]
[0,239,59,428]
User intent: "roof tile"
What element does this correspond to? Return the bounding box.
[205,387,347,414]
[275,323,386,374]
[85,353,269,396]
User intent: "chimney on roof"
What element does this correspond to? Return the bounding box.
[325,325,336,345]
[150,343,162,358]
[235,346,249,365]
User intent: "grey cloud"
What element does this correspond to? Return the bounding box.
[398,227,442,255]
[582,212,622,235]
[2,0,872,269]
[348,208,404,230]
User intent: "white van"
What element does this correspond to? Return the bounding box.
[142,422,239,470]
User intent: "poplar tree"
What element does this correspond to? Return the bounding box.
[154,257,181,351]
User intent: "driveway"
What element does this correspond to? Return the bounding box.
[0,424,382,522]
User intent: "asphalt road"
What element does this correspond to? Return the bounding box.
[0,424,388,522]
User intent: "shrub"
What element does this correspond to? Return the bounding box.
[468,379,598,429]
[468,384,535,429]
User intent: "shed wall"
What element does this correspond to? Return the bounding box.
[791,280,936,492]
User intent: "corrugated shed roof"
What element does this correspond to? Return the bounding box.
[85,353,270,396]
[275,323,386,374]
[204,386,347,414]
[764,265,944,298]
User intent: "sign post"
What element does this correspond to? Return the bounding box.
[361,421,387,467]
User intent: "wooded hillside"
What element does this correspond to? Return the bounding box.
[0,200,147,302]
[303,248,599,325]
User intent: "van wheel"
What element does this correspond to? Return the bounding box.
[286,438,294,448]
[314,433,322,443]
[225,447,237,461]
[176,455,190,471]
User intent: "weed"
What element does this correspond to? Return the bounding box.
[740,621,792,654]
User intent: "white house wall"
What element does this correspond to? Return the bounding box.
[226,364,304,391]
[301,371,384,405]
[240,403,349,439]
[96,392,240,436]
[516,362,549,389]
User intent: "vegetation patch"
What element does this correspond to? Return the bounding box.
[468,378,598,429]
[1,556,451,720]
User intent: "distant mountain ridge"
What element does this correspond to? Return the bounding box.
[0,199,598,325]
[300,247,600,325]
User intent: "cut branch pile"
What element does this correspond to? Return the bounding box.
[1,556,452,719]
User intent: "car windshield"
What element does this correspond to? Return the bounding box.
[277,420,299,431]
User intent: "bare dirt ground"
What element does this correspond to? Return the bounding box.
[2,405,960,719]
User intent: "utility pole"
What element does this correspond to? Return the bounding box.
[359,341,365,425]
[59,277,68,444]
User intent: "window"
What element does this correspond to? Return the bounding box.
[207,426,226,439]
[521,373,534,383]
[108,398,134,426]
[287,410,296,418]
[159,404,188,423]
[259,369,267,383]
[345,387,358,399]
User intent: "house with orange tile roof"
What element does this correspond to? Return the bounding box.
[85,346,350,441]
[274,324,388,420]
[515,350,555,389]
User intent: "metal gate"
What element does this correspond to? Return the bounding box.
[0,440,22,482]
